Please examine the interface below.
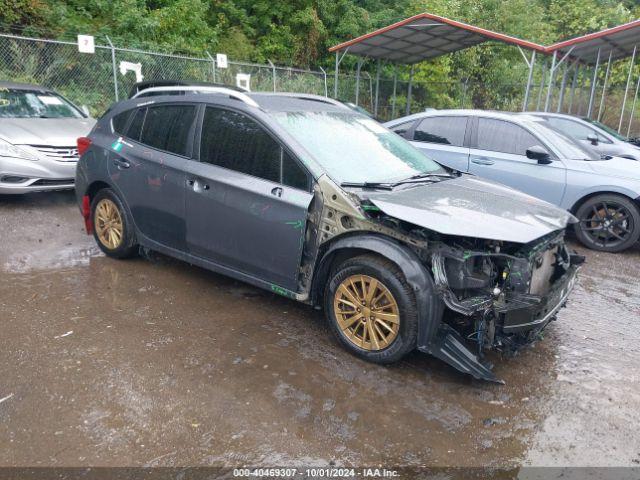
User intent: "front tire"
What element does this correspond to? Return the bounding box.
[324,254,418,364]
[574,194,640,252]
[91,188,138,258]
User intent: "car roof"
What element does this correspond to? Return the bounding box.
[523,112,584,120]
[0,81,52,92]
[385,109,529,125]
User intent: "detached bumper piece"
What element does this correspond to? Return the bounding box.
[422,324,503,384]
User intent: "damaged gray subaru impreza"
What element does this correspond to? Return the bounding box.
[75,88,583,382]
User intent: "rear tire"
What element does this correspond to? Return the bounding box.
[574,194,640,253]
[91,188,138,259]
[324,254,418,364]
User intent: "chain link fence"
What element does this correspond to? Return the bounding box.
[0,33,334,118]
[1,32,638,134]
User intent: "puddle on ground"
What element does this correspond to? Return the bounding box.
[1,192,638,468]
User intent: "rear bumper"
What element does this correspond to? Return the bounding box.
[0,155,76,194]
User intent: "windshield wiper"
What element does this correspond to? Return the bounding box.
[340,181,395,190]
[392,172,453,186]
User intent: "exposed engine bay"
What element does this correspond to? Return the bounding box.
[302,175,583,382]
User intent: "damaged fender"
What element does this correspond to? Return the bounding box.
[313,234,500,382]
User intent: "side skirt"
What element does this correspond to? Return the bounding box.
[136,235,305,302]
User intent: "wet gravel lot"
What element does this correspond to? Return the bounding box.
[1,191,639,470]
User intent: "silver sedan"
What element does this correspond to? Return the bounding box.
[0,82,95,194]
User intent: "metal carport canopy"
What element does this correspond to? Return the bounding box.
[328,12,546,63]
[545,20,640,132]
[546,19,640,65]
[328,13,547,117]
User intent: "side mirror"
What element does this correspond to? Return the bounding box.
[526,145,552,164]
[587,134,598,145]
[81,105,90,117]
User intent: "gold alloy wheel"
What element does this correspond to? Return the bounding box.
[333,274,400,351]
[94,198,124,250]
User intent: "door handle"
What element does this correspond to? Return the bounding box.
[271,186,283,197]
[113,158,130,169]
[188,178,210,191]
[471,157,495,166]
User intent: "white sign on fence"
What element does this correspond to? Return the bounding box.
[119,61,144,83]
[236,73,251,92]
[77,35,95,54]
[216,53,228,69]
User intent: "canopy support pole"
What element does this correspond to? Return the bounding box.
[544,51,557,112]
[587,48,601,118]
[542,47,574,112]
[536,60,548,111]
[374,58,381,118]
[627,71,640,138]
[333,48,350,99]
[406,65,414,116]
[597,50,613,121]
[319,66,328,97]
[568,62,580,114]
[355,57,363,106]
[520,48,536,111]
[557,61,569,112]
[577,67,586,116]
[619,45,637,133]
[391,66,398,118]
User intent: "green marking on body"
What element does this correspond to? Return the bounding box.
[361,204,381,212]
[285,220,304,230]
[271,284,292,298]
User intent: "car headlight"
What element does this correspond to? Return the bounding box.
[0,138,38,161]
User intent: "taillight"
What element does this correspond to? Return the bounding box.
[77,137,92,156]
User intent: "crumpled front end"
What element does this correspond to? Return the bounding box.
[424,231,583,382]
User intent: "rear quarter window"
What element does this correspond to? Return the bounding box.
[111,110,132,135]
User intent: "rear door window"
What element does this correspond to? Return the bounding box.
[139,104,196,156]
[476,118,539,156]
[413,116,467,146]
[200,106,310,190]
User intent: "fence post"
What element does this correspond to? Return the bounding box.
[205,52,216,83]
[391,66,397,118]
[374,59,381,118]
[406,65,414,116]
[355,58,363,106]
[105,36,119,102]
[268,59,277,92]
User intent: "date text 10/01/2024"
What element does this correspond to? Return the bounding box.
[232,468,400,477]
